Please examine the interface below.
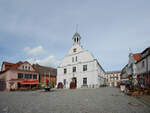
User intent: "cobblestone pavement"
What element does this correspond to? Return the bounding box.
[0,88,150,113]
[135,95,150,107]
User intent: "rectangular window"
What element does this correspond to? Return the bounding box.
[33,74,37,79]
[76,56,77,62]
[18,73,23,79]
[142,61,145,68]
[64,68,67,74]
[25,74,27,79]
[25,74,30,79]
[83,78,87,85]
[43,76,45,81]
[73,48,76,52]
[29,74,32,79]
[83,65,87,71]
[64,79,66,85]
[73,67,76,72]
[72,57,74,62]
[45,72,49,75]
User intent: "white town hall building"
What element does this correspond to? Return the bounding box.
[57,32,105,88]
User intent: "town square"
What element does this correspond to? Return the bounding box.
[0,0,150,113]
[0,88,150,113]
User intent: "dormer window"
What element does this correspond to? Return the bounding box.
[73,48,76,52]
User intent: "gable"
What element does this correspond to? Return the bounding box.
[18,62,35,71]
[33,64,57,76]
[1,62,15,71]
[60,50,95,67]
[67,44,84,56]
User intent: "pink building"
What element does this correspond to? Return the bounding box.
[0,61,39,91]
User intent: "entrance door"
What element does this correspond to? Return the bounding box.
[70,77,77,89]
[72,77,77,88]
[63,79,66,88]
[0,79,6,91]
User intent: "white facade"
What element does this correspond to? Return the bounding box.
[57,32,105,88]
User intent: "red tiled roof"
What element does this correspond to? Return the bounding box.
[10,62,24,70]
[3,62,14,65]
[133,53,141,62]
[2,62,15,70]
[33,64,57,76]
[2,61,26,71]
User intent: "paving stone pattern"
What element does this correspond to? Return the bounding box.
[0,88,150,113]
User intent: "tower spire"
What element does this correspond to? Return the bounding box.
[76,24,78,32]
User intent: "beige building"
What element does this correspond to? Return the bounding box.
[105,71,121,87]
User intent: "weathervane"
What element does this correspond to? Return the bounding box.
[76,24,78,32]
[129,48,132,53]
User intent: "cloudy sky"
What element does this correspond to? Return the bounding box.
[0,0,150,71]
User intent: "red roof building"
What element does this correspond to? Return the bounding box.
[132,53,141,62]
[0,61,39,91]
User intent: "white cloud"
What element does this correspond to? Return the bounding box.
[24,45,46,56]
[27,55,60,68]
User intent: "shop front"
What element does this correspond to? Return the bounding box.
[9,79,39,90]
[18,80,39,90]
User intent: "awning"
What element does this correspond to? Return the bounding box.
[19,80,39,85]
